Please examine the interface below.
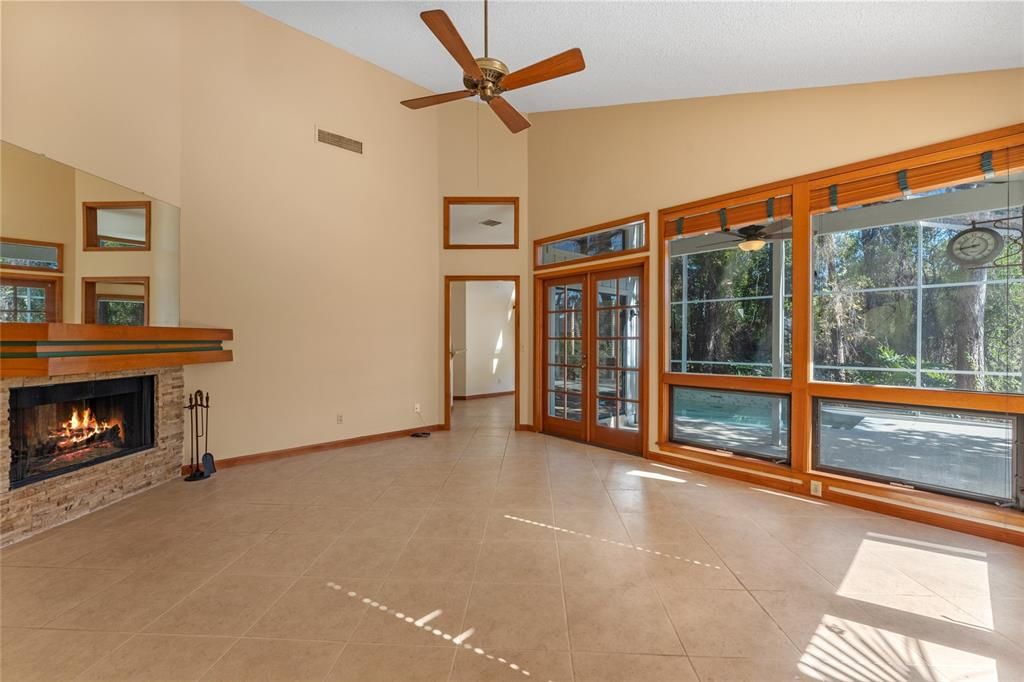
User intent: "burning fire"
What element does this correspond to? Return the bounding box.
[59,407,114,446]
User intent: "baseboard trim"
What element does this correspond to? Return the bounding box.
[180,423,442,475]
[453,390,515,401]
[515,423,537,432]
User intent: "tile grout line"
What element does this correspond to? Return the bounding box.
[444,419,489,682]
[600,455,694,661]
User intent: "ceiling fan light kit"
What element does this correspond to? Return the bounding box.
[737,238,767,252]
[399,0,586,133]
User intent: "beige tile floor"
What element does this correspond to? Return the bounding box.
[2,395,1023,681]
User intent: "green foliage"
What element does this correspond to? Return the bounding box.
[670,199,1024,393]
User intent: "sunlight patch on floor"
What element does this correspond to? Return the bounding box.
[326,583,544,680]
[626,469,688,484]
[799,615,999,682]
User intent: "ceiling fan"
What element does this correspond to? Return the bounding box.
[400,0,585,133]
[717,223,792,252]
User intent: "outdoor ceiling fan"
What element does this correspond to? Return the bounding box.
[400,0,586,133]
[719,224,792,252]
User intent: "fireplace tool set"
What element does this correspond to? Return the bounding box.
[184,390,216,481]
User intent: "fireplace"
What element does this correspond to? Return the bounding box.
[8,376,154,488]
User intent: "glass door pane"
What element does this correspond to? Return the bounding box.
[544,278,586,439]
[589,268,642,452]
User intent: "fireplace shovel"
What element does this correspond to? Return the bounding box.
[184,390,215,481]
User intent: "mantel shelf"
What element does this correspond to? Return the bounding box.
[0,323,233,378]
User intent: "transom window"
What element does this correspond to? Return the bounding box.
[536,215,648,269]
[0,238,62,273]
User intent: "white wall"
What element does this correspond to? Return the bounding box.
[453,280,515,398]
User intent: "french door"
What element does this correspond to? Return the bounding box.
[542,264,644,453]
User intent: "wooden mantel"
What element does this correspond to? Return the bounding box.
[0,323,233,378]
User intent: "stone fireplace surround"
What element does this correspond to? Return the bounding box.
[0,366,184,546]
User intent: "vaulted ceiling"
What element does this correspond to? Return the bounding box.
[247,1,1024,113]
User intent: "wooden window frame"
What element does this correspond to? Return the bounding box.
[534,213,650,271]
[656,123,1024,545]
[82,276,150,326]
[83,200,152,251]
[0,272,63,322]
[0,237,64,273]
[443,197,520,250]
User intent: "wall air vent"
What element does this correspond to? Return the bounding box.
[480,219,502,227]
[316,127,363,155]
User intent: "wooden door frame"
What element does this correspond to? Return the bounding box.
[533,255,650,454]
[443,275,521,430]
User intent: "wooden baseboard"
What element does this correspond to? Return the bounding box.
[453,390,515,401]
[515,423,537,432]
[180,424,442,475]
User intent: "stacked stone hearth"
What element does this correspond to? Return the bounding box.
[0,367,184,546]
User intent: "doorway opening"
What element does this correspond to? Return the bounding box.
[444,276,520,430]
[534,257,648,455]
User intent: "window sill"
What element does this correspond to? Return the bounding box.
[650,442,1024,545]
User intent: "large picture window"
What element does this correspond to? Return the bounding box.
[813,174,1023,393]
[658,127,1024,526]
[667,215,791,376]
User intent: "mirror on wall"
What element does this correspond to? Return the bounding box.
[444,197,519,249]
[84,202,150,250]
[0,141,180,326]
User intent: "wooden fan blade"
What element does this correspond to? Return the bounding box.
[401,90,474,110]
[488,96,530,133]
[501,48,585,91]
[420,10,483,80]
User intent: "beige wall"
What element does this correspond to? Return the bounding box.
[1,1,182,205]
[528,69,1024,238]
[177,2,442,457]
[3,1,444,460]
[438,101,531,424]
[0,141,76,315]
[527,68,1024,451]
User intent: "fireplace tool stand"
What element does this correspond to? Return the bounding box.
[184,390,216,481]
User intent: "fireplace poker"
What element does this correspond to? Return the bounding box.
[184,390,214,481]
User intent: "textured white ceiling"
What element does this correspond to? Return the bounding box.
[246,1,1024,113]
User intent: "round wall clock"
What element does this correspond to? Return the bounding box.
[947,227,1005,266]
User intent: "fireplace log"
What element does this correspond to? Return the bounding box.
[37,424,123,457]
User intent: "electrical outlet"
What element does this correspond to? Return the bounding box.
[414,403,421,414]
[810,480,822,497]
[336,414,344,424]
